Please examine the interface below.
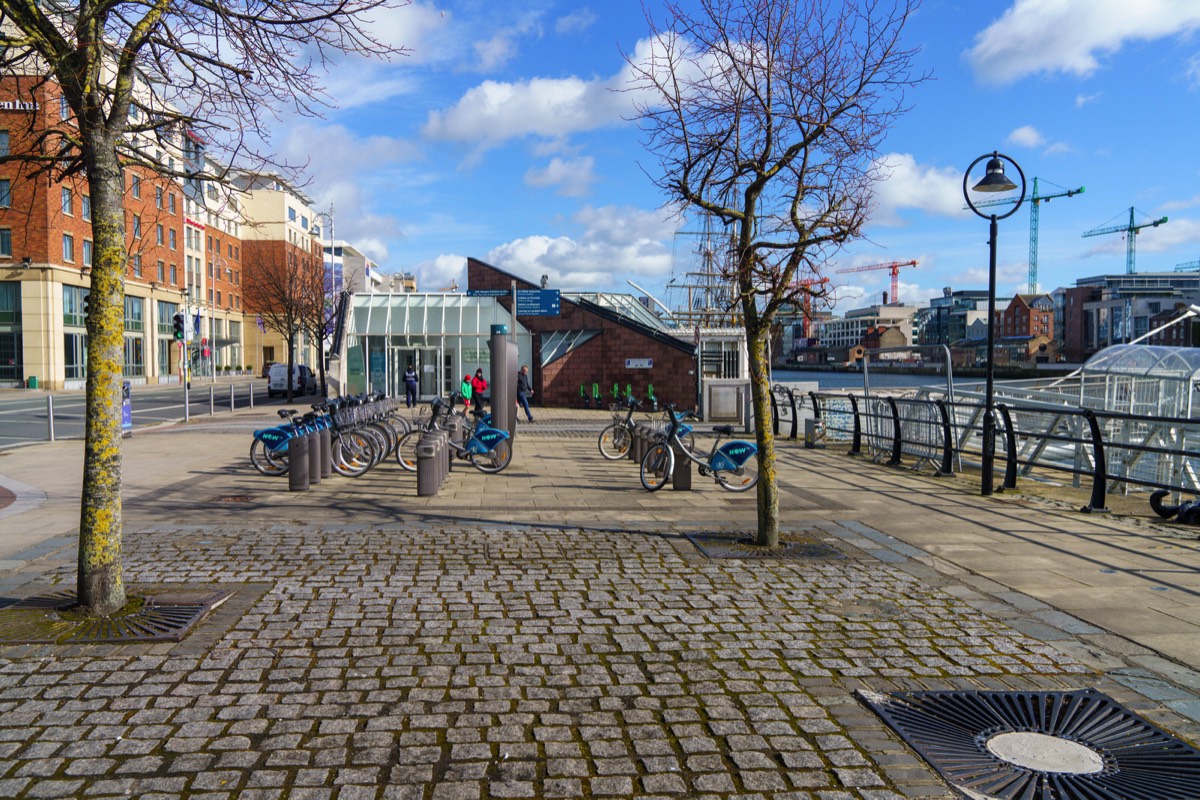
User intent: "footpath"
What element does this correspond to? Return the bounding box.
[1,405,1199,799]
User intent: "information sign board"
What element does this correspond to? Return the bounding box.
[516,289,561,316]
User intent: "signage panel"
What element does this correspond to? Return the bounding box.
[516,289,561,316]
[466,289,509,297]
[625,358,653,369]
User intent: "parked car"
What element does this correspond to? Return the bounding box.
[267,363,317,398]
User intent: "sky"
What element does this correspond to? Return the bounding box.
[276,0,1200,315]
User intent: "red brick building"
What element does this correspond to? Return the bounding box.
[467,258,698,409]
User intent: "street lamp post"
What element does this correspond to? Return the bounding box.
[963,151,1026,496]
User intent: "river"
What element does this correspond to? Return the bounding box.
[770,368,955,392]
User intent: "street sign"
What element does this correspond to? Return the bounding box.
[625,358,653,369]
[516,289,561,316]
[466,289,509,297]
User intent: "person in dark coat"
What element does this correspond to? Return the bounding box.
[516,364,534,422]
[403,363,418,408]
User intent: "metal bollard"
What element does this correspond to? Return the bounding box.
[248,382,254,409]
[184,381,190,423]
[230,384,236,412]
[416,433,440,496]
[288,434,310,492]
[307,430,321,485]
[209,385,215,416]
[671,440,692,491]
[46,395,55,442]
[629,427,642,463]
[319,427,332,479]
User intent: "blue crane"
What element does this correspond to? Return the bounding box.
[1082,207,1168,274]
[964,177,1084,293]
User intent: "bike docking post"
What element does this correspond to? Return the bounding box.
[416,432,441,496]
[288,433,310,492]
[319,427,332,479]
[670,438,692,491]
[307,430,321,485]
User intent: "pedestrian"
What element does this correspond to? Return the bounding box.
[403,362,418,408]
[516,364,534,422]
[460,374,473,408]
[471,368,488,412]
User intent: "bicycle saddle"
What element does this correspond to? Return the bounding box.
[277,409,296,419]
[713,425,734,436]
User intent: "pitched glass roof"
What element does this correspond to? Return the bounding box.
[1080,344,1200,380]
[564,292,672,330]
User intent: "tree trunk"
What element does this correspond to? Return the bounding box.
[747,327,779,547]
[76,135,127,615]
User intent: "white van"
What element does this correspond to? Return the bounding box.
[267,363,316,398]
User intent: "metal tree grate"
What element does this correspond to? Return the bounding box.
[0,589,234,644]
[859,688,1200,799]
[686,531,842,560]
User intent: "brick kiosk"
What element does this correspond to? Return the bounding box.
[467,258,697,411]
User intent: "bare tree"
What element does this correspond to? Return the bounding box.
[626,0,923,547]
[243,242,321,402]
[0,1,407,615]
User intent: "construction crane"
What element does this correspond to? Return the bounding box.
[1082,207,1168,274]
[965,177,1084,292]
[438,280,459,292]
[834,260,917,304]
[1175,258,1200,272]
[786,276,830,339]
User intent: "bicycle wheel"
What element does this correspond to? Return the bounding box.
[250,438,288,476]
[395,429,422,471]
[333,431,375,477]
[598,423,631,460]
[469,438,512,473]
[678,430,696,452]
[640,443,673,492]
[716,451,759,492]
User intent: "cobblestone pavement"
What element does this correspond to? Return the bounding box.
[0,522,1118,800]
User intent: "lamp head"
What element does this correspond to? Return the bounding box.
[972,155,1018,193]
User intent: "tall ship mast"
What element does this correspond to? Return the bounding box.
[666,213,743,328]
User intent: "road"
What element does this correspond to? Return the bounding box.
[0,379,311,448]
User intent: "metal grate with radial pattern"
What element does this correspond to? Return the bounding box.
[0,589,234,644]
[859,688,1200,800]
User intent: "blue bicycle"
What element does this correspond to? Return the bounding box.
[639,404,759,492]
[395,395,513,474]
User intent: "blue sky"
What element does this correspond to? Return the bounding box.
[281,0,1200,314]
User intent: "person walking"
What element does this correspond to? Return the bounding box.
[403,362,418,408]
[516,364,534,422]
[471,368,488,412]
[459,374,473,408]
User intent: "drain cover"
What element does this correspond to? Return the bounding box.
[859,688,1200,799]
[0,588,234,644]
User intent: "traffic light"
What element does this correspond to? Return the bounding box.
[173,312,184,341]
[82,293,90,318]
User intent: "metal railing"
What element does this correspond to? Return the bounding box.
[791,390,1200,512]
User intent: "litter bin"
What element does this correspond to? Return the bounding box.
[27,376,37,389]
[804,418,826,449]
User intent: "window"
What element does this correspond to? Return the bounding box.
[216,291,222,306]
[132,215,141,238]
[207,261,213,278]
[0,131,8,157]
[63,285,88,327]
[155,187,163,208]
[228,243,233,258]
[170,264,177,284]
[169,194,176,213]
[157,260,165,282]
[82,240,92,266]
[131,174,141,198]
[64,332,87,379]
[59,96,70,121]
[156,224,164,245]
[301,215,308,230]
[62,234,74,262]
[0,180,9,207]
[169,229,177,250]
[0,281,19,324]
[133,254,142,278]
[81,195,91,221]
[288,207,297,221]
[62,188,72,215]
[124,296,144,332]
[0,229,10,258]
[122,335,145,377]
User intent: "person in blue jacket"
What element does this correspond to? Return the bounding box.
[403,363,418,408]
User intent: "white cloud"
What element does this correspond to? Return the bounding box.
[1006,125,1045,147]
[1083,216,1200,258]
[524,156,596,197]
[1075,92,1101,107]
[870,153,967,226]
[967,0,1200,84]
[484,205,676,289]
[409,254,469,292]
[556,9,598,35]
